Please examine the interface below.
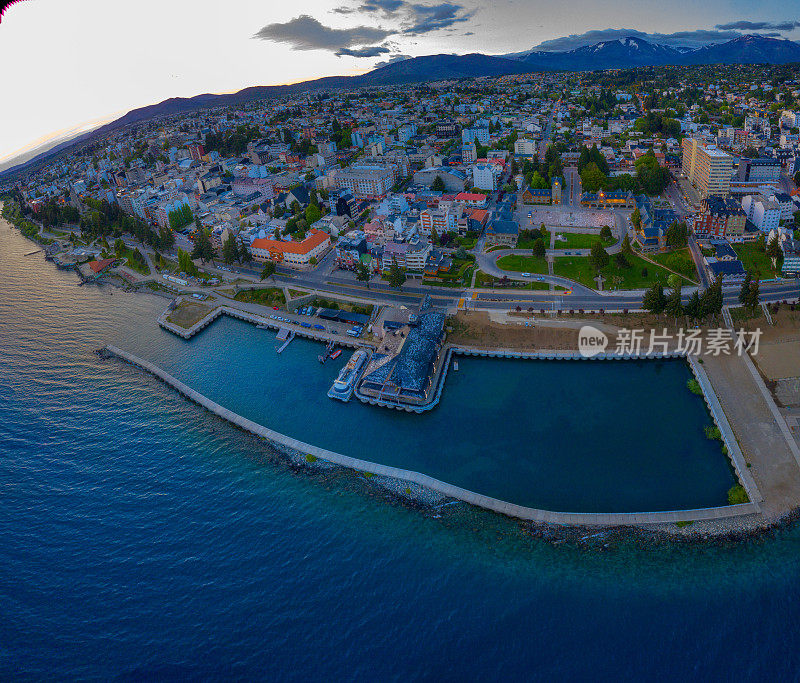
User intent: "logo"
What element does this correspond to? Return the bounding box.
[578,325,608,358]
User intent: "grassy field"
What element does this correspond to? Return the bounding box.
[648,248,699,281]
[552,232,613,250]
[733,243,780,279]
[474,270,556,291]
[553,253,680,290]
[234,287,286,308]
[495,254,549,274]
[167,302,213,328]
[118,247,150,275]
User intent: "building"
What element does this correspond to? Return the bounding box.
[682,139,734,198]
[248,228,331,268]
[694,196,747,240]
[551,177,563,204]
[435,121,460,138]
[453,192,487,208]
[514,139,537,158]
[461,141,477,164]
[485,218,519,246]
[357,295,446,408]
[521,187,552,204]
[751,197,781,232]
[381,240,432,272]
[704,240,746,282]
[413,167,466,193]
[737,157,781,184]
[334,165,393,199]
[419,207,456,237]
[472,163,501,192]
[462,127,490,144]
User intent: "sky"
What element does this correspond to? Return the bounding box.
[0,0,799,165]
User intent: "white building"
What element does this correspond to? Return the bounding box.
[749,197,782,232]
[513,139,537,158]
[472,163,501,192]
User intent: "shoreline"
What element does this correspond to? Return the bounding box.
[5,210,800,542]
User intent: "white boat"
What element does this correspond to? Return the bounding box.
[327,349,369,401]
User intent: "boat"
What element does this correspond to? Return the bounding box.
[330,348,342,360]
[327,349,369,402]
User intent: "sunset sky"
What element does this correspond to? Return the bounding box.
[1,0,798,164]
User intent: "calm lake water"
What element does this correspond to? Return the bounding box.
[3,220,800,681]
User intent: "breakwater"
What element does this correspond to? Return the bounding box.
[102,344,760,527]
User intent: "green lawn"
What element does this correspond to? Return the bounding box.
[516,229,550,250]
[118,247,150,275]
[495,254,549,274]
[234,287,286,307]
[733,243,780,279]
[553,253,680,290]
[648,248,699,281]
[552,232,614,250]
[473,270,553,290]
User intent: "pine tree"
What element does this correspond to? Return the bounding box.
[388,257,406,288]
[738,271,753,307]
[642,282,666,315]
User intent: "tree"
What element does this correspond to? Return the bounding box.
[305,203,322,225]
[114,238,125,257]
[388,257,406,288]
[665,221,688,248]
[600,225,612,241]
[621,234,633,256]
[766,233,783,267]
[260,260,276,281]
[355,260,370,287]
[738,271,753,307]
[665,286,684,322]
[589,241,610,270]
[532,238,546,258]
[580,162,606,192]
[631,208,642,229]
[431,175,446,192]
[191,229,215,262]
[642,282,666,315]
[667,273,682,292]
[222,234,239,264]
[684,290,702,323]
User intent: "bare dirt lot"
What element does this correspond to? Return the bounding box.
[739,308,800,382]
[448,311,585,350]
[167,301,213,328]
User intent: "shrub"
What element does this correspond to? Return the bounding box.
[704,425,722,440]
[727,484,748,505]
[305,454,318,463]
[686,379,702,395]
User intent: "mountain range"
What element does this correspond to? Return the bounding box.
[3,34,800,179]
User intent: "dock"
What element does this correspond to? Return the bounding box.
[276,328,295,353]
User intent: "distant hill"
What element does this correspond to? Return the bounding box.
[3,34,799,180]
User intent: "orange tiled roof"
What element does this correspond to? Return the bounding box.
[251,228,329,255]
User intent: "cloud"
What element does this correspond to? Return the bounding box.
[253,15,391,51]
[403,2,476,35]
[715,20,800,32]
[530,28,756,51]
[373,53,412,68]
[333,0,404,15]
[336,45,392,57]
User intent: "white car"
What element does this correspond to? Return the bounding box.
[521,272,531,277]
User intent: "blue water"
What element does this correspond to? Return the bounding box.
[3,222,800,680]
[121,314,733,512]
